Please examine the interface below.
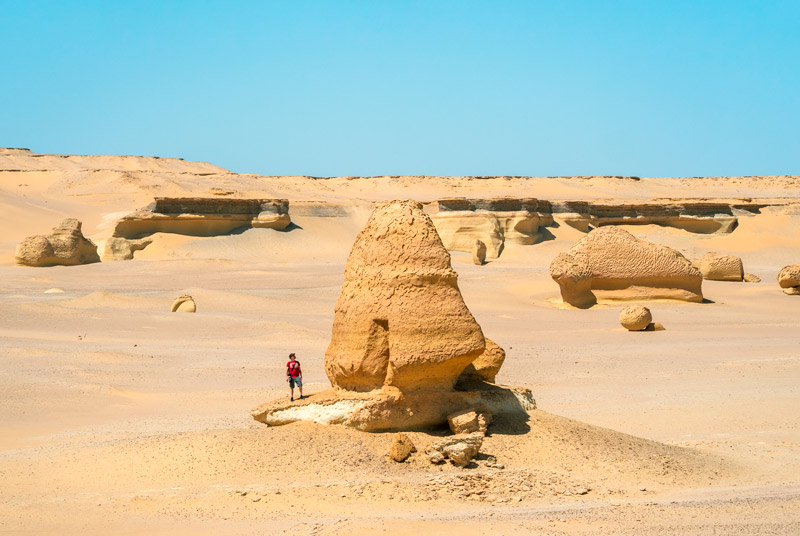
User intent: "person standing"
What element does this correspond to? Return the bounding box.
[286,352,303,401]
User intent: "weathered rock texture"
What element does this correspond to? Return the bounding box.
[251,386,535,432]
[15,219,100,267]
[103,197,290,260]
[696,252,744,281]
[472,240,487,265]
[550,227,703,308]
[426,432,484,466]
[777,265,800,289]
[389,433,416,462]
[619,305,653,331]
[458,338,506,384]
[744,273,761,283]
[171,295,196,313]
[324,200,486,393]
[428,198,547,258]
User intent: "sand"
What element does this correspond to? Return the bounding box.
[1,149,799,534]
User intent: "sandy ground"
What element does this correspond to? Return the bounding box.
[1,150,799,534]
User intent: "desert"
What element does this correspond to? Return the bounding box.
[1,148,799,534]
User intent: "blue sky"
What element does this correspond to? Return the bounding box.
[1,1,798,176]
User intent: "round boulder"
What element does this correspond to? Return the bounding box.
[620,305,652,331]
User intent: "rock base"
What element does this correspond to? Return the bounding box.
[251,384,535,432]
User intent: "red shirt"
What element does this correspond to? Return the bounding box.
[286,360,301,377]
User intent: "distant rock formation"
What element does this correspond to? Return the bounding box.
[428,198,546,258]
[103,197,290,260]
[619,305,653,331]
[696,252,744,281]
[171,295,196,312]
[252,200,535,431]
[15,219,100,267]
[778,265,800,295]
[550,227,703,308]
[472,239,487,265]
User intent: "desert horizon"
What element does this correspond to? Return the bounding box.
[1,146,799,534]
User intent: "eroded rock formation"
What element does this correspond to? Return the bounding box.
[696,252,744,281]
[103,197,290,260]
[15,219,100,267]
[324,200,486,392]
[550,227,703,308]
[171,295,196,313]
[252,200,535,431]
[472,239,487,265]
[458,338,506,384]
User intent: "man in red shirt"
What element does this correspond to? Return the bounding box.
[286,352,303,401]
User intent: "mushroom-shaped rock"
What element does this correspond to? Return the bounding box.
[389,432,416,462]
[619,305,652,331]
[777,265,800,289]
[15,219,100,267]
[458,338,505,384]
[324,200,486,392]
[697,252,744,281]
[550,227,703,307]
[472,239,487,265]
[171,295,196,312]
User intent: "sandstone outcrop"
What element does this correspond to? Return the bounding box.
[550,227,703,308]
[619,305,652,331]
[389,433,416,462]
[171,295,196,312]
[324,200,486,393]
[696,252,744,281]
[457,338,505,384]
[426,432,484,466]
[15,219,100,267]
[252,201,536,431]
[428,198,546,258]
[472,240,487,265]
[104,197,290,260]
[448,409,492,435]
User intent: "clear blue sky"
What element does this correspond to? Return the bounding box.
[1,1,798,176]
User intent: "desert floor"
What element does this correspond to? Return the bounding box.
[1,151,799,534]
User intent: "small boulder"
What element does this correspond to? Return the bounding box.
[447,409,492,435]
[389,432,416,462]
[620,305,652,331]
[472,239,487,265]
[696,252,744,281]
[743,273,761,283]
[777,265,800,288]
[171,295,196,312]
[783,286,800,296]
[426,432,484,467]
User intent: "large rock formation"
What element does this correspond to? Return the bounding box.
[696,252,744,281]
[550,227,703,308]
[103,197,290,260]
[15,219,100,267]
[428,198,547,258]
[324,200,486,392]
[252,200,535,431]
